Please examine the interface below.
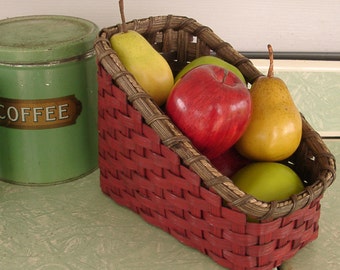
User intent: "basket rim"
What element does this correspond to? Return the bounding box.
[94,14,336,220]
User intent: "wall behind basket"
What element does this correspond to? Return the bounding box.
[2,0,340,54]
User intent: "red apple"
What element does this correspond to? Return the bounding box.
[211,147,251,177]
[165,64,252,159]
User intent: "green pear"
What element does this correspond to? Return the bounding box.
[110,0,174,106]
[235,45,302,161]
[175,55,246,84]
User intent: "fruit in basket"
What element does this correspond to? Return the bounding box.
[166,64,252,160]
[235,44,302,161]
[231,162,304,202]
[175,55,246,84]
[211,147,251,177]
[109,0,174,106]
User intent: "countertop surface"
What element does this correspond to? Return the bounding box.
[0,140,338,270]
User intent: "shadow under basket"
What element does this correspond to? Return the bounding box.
[95,15,336,270]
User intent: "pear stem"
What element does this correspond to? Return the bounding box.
[267,44,274,78]
[119,0,128,33]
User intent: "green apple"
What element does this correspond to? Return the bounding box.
[175,55,246,84]
[231,162,304,202]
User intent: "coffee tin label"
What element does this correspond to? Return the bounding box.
[0,95,82,129]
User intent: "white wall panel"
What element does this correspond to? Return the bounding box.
[2,0,340,53]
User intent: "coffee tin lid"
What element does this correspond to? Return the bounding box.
[0,15,98,64]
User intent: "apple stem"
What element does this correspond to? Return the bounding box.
[267,44,274,78]
[119,0,128,33]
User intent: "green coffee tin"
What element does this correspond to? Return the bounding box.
[0,15,99,185]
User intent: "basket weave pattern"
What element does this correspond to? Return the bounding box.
[95,15,336,270]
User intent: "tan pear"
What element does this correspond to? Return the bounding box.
[110,0,174,106]
[235,45,302,161]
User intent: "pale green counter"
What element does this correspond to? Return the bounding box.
[0,140,338,270]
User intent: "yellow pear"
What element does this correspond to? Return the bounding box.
[235,45,302,161]
[110,0,174,106]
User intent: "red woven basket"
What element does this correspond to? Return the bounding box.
[95,15,336,270]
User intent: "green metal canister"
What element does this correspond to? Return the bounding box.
[0,15,99,185]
